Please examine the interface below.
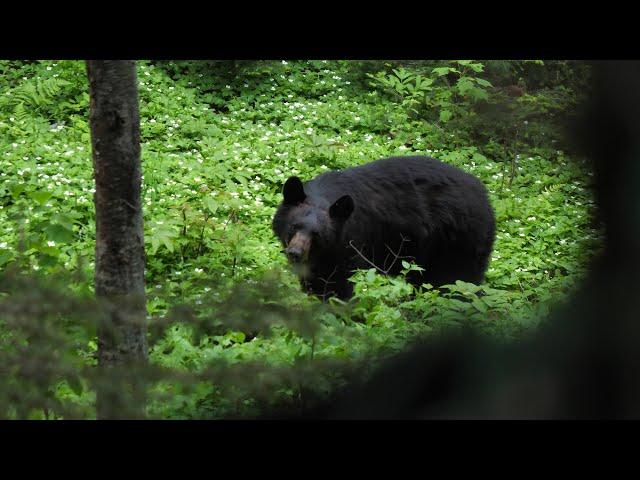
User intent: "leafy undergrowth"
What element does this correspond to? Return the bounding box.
[0,60,602,419]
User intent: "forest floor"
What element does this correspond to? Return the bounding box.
[0,60,602,418]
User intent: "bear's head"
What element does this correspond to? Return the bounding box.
[274,176,354,271]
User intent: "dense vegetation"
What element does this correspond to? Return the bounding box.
[0,60,602,419]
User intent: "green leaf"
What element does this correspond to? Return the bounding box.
[0,249,13,267]
[432,67,453,77]
[471,298,488,313]
[10,184,25,199]
[204,197,219,214]
[29,190,53,206]
[475,78,493,87]
[456,77,475,95]
[51,213,75,231]
[393,68,412,81]
[467,63,485,73]
[472,152,488,163]
[161,236,175,252]
[365,268,377,282]
[150,237,161,255]
[231,331,246,343]
[468,87,489,101]
[67,376,84,396]
[39,254,59,268]
[439,110,453,122]
[45,223,74,243]
[421,77,434,87]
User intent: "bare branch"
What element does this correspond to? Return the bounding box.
[349,241,388,274]
[349,234,414,276]
[317,266,338,303]
[383,235,414,273]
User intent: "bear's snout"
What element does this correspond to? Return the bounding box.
[286,232,311,263]
[286,246,303,262]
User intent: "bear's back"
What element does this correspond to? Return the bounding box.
[303,156,491,226]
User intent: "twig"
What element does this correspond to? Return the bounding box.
[349,234,412,275]
[318,266,338,303]
[349,241,387,274]
[382,234,413,273]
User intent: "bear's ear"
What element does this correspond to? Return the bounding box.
[329,195,354,221]
[283,176,306,205]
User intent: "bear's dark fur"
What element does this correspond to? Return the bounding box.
[272,156,496,300]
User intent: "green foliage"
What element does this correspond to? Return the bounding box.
[0,59,602,419]
[367,60,493,123]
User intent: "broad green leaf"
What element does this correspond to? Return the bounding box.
[468,87,489,101]
[472,152,488,163]
[204,197,219,214]
[161,236,174,252]
[67,377,84,396]
[45,223,74,243]
[10,184,25,199]
[440,110,453,122]
[475,78,493,87]
[29,190,53,205]
[471,298,488,313]
[432,67,453,76]
[456,77,475,95]
[0,250,13,267]
[467,63,485,73]
[52,213,75,231]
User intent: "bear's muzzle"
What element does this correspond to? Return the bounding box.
[286,231,311,264]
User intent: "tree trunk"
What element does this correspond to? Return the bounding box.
[86,60,148,419]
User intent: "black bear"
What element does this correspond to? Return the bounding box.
[272,156,496,300]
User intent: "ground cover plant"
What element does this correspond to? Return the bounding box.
[0,60,602,419]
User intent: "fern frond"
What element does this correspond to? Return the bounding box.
[9,77,71,109]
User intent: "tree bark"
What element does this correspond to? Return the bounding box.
[87,60,148,419]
